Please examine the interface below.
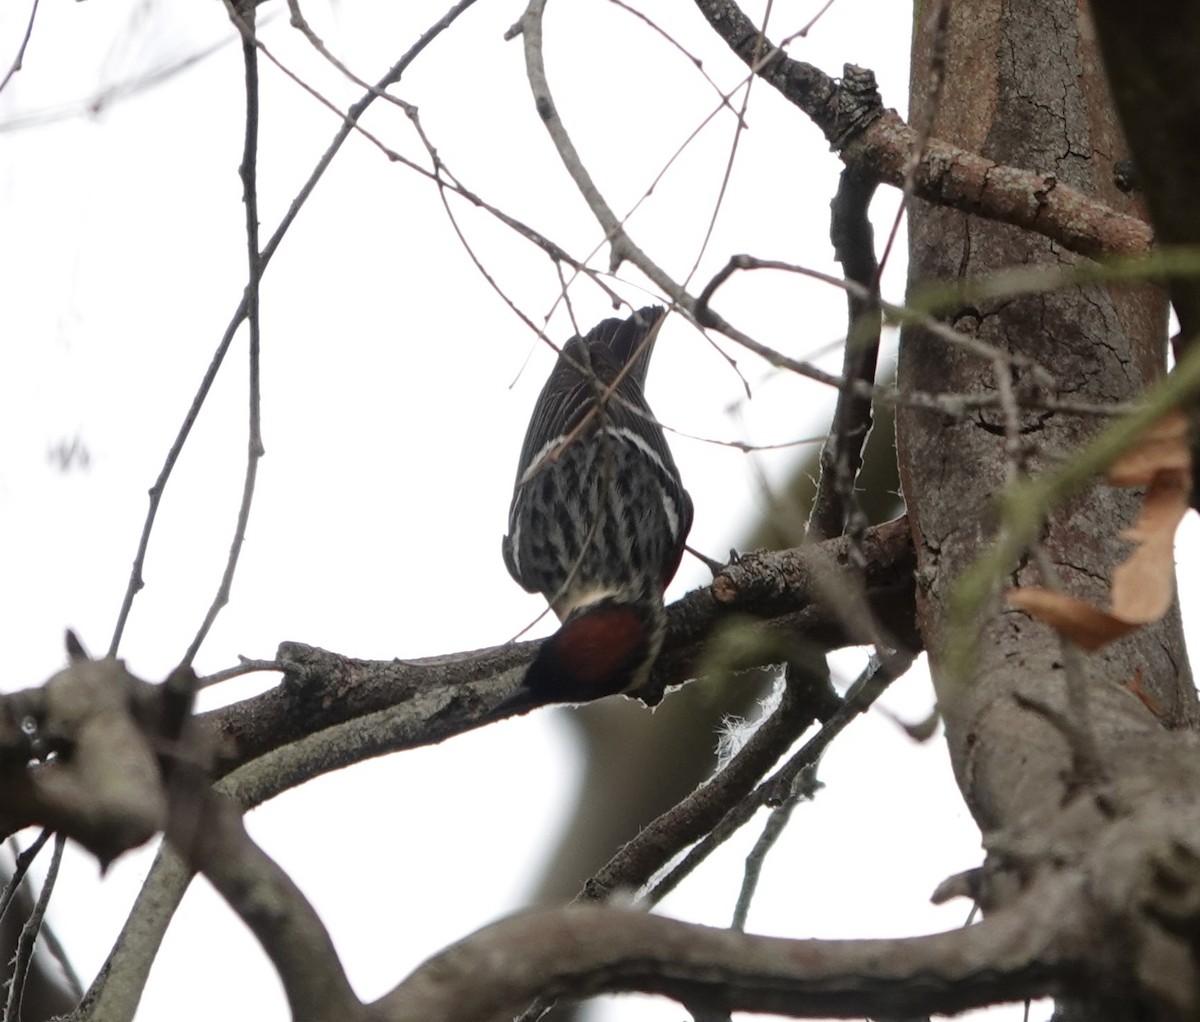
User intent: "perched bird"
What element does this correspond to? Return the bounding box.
[502,305,693,703]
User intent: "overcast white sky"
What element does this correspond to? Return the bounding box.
[2,2,1192,1020]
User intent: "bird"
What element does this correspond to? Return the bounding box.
[502,305,693,704]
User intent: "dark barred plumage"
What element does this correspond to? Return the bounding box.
[502,306,693,701]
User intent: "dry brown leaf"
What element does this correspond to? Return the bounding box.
[1111,467,1190,622]
[1006,587,1139,651]
[1107,409,1189,486]
[1006,409,1192,651]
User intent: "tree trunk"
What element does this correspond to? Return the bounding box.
[898,1,1200,1016]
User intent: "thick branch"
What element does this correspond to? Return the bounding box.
[808,168,881,541]
[202,518,917,787]
[168,791,360,1022]
[692,0,1151,260]
[370,900,1078,1022]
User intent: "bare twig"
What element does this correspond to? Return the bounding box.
[607,0,745,125]
[106,0,479,658]
[252,24,623,326]
[697,255,1130,420]
[3,833,64,1022]
[581,660,836,905]
[730,776,810,931]
[0,830,50,928]
[515,0,639,273]
[680,0,770,289]
[671,654,903,893]
[642,653,911,906]
[0,0,39,97]
[197,657,281,689]
[698,256,1060,391]
[184,3,266,667]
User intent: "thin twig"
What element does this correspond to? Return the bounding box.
[703,254,1053,380]
[641,652,910,906]
[1,830,81,1000]
[3,833,64,1022]
[106,0,479,657]
[421,122,546,336]
[731,777,809,931]
[607,0,746,125]
[197,657,281,689]
[182,2,265,667]
[286,0,606,328]
[0,830,51,927]
[0,0,39,97]
[581,660,836,904]
[285,0,418,116]
[513,0,692,296]
[696,255,1126,419]
[680,0,771,289]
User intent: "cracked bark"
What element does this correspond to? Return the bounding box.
[898,2,1198,1019]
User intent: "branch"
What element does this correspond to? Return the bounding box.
[2,523,912,1018]
[580,659,837,904]
[0,521,914,863]
[166,791,360,1022]
[77,842,193,1022]
[692,256,1114,420]
[513,0,1131,430]
[641,652,909,907]
[370,900,1077,1022]
[182,2,266,667]
[202,518,918,786]
[3,833,64,1022]
[511,0,635,273]
[691,0,1151,260]
[0,0,39,97]
[808,168,882,541]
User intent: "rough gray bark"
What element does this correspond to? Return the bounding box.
[898,1,1200,1016]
